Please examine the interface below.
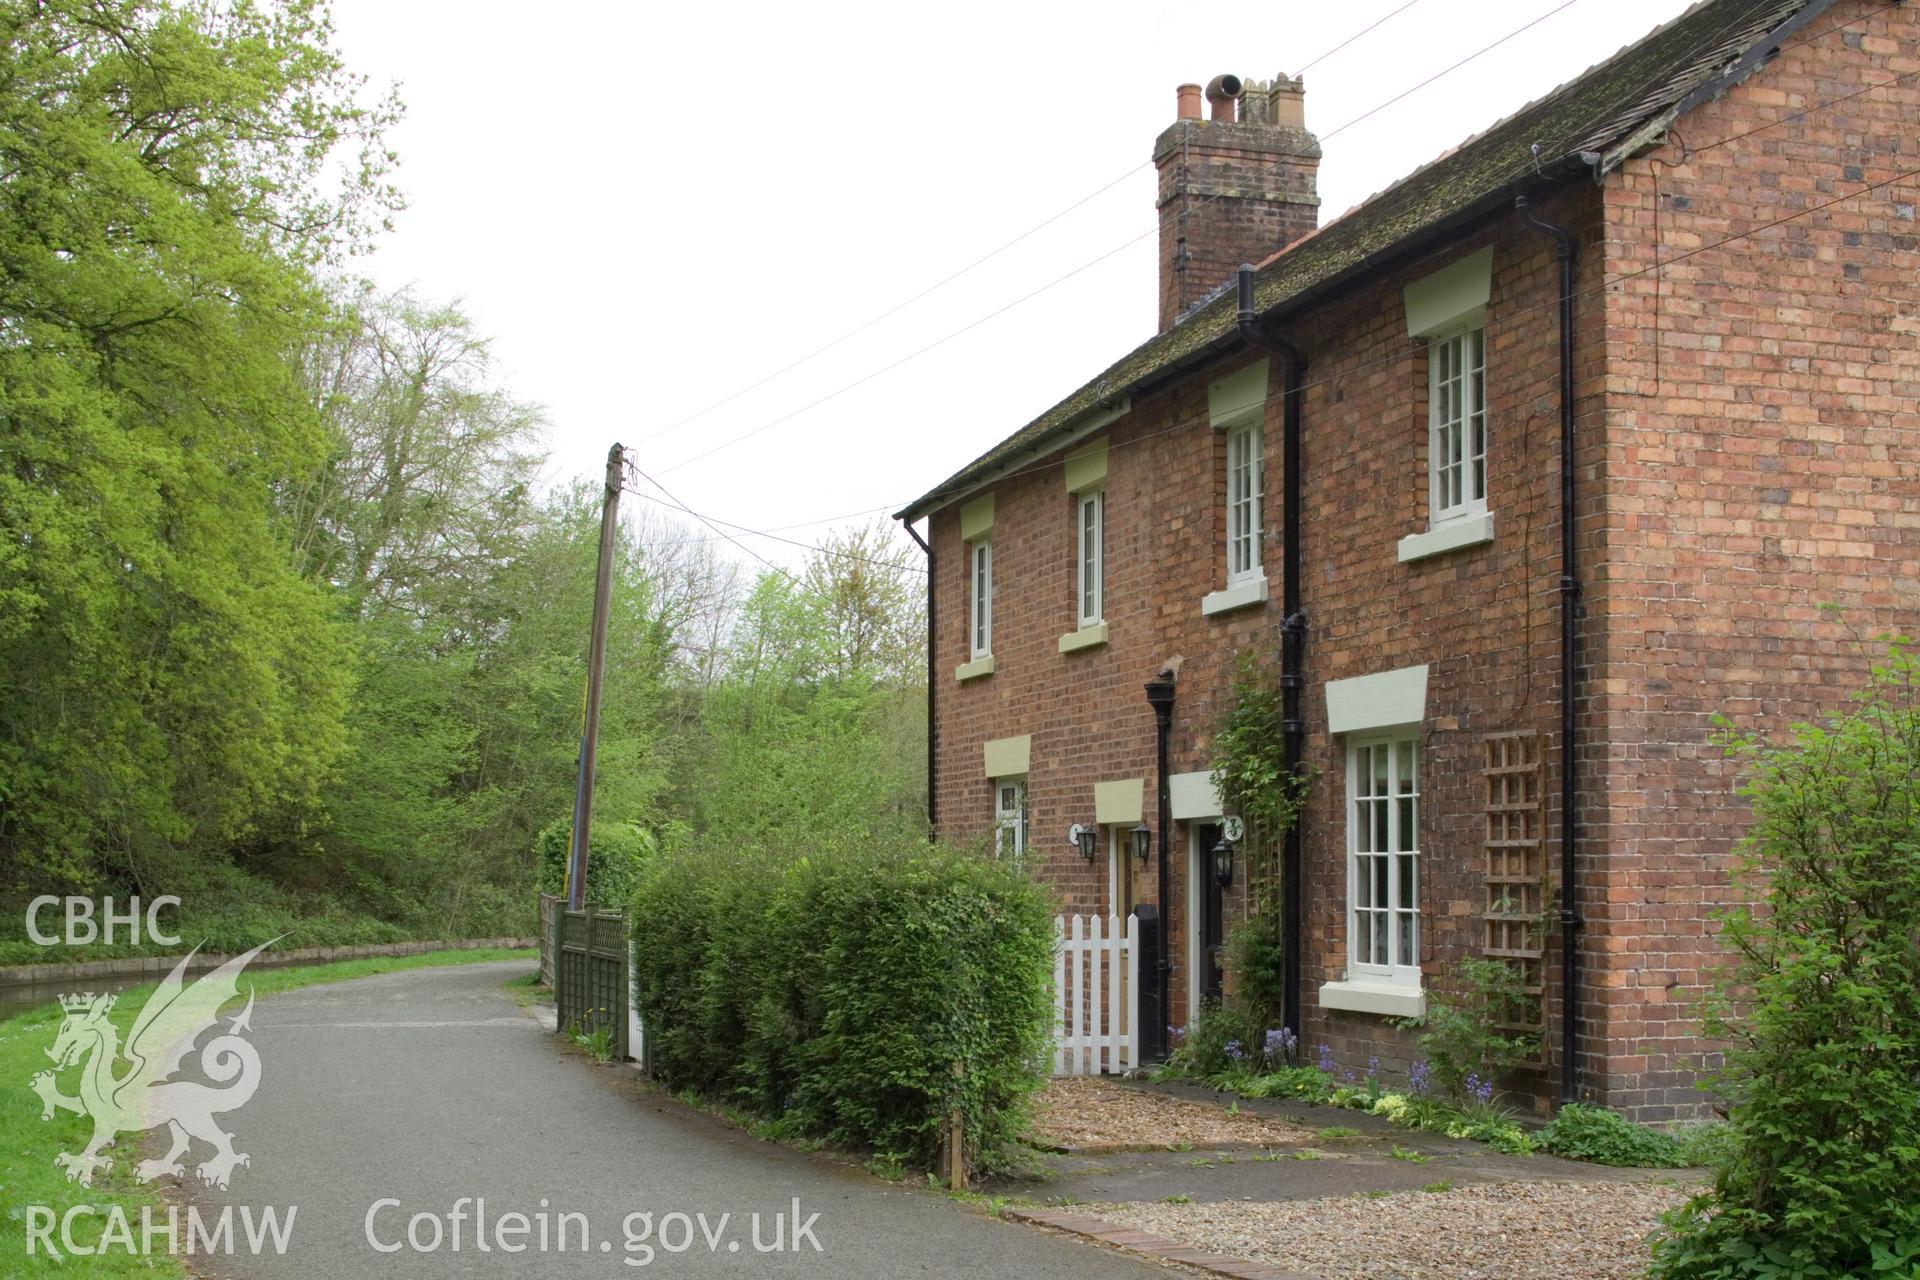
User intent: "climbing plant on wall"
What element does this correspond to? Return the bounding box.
[1209,651,1310,1025]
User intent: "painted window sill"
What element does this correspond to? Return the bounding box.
[1058,622,1108,654]
[1319,979,1426,1018]
[1397,511,1495,563]
[1200,575,1268,617]
[955,655,996,682]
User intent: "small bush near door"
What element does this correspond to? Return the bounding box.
[629,840,1053,1173]
[1652,646,1920,1280]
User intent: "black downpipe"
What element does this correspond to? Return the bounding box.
[901,518,936,834]
[1516,195,1583,1107]
[1236,265,1308,1042]
[1145,672,1176,1060]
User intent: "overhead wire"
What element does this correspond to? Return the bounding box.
[652,0,1588,478]
[654,143,1920,550]
[634,0,1436,452]
[624,487,925,574]
[639,6,1917,547]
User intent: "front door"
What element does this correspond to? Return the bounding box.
[1197,822,1225,1002]
[1110,824,1137,919]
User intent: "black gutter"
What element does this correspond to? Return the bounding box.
[1236,264,1308,1041]
[1516,194,1583,1108]
[901,518,936,835]
[1145,671,1176,1059]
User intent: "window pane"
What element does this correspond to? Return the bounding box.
[1398,912,1415,967]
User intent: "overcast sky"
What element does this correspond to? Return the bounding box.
[327,0,1696,569]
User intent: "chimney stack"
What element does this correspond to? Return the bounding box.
[1155,73,1320,331]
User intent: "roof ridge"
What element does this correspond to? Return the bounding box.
[899,0,1820,521]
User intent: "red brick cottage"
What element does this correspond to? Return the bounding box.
[896,0,1920,1119]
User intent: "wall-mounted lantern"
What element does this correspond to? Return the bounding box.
[1130,820,1152,862]
[1069,823,1098,861]
[1211,831,1236,890]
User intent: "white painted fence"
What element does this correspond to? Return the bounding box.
[1052,913,1139,1075]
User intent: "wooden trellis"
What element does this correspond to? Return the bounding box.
[1483,732,1546,1050]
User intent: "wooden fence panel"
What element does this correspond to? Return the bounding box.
[556,903,629,1062]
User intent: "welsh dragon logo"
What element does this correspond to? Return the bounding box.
[31,942,271,1190]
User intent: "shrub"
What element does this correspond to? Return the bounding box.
[1162,1001,1262,1080]
[1396,957,1539,1100]
[628,839,1053,1173]
[534,816,655,908]
[1670,1120,1736,1172]
[1652,646,1920,1279]
[1537,1104,1683,1168]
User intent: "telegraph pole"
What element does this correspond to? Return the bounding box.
[566,443,624,911]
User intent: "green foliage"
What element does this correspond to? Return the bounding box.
[629,839,1052,1173]
[1232,1066,1335,1103]
[1537,1104,1683,1168]
[1670,1120,1736,1172]
[1438,1106,1537,1155]
[569,1018,615,1064]
[0,0,614,942]
[1211,652,1293,847]
[680,529,927,856]
[0,0,398,891]
[1163,1001,1262,1079]
[534,817,656,910]
[0,1,926,969]
[1210,653,1308,1019]
[1652,646,1920,1280]
[1395,957,1540,1100]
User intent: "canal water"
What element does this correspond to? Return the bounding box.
[0,954,320,1023]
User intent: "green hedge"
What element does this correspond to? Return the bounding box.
[534,816,655,909]
[629,840,1054,1171]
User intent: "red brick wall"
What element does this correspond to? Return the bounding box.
[929,0,1920,1120]
[1589,0,1920,1120]
[1287,186,1608,1106]
[933,180,1604,1088]
[1155,119,1321,330]
[929,375,1279,1033]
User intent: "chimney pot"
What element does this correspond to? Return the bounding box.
[1154,71,1320,331]
[1205,74,1243,123]
[1268,77,1306,128]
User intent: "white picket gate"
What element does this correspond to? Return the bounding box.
[1052,913,1139,1075]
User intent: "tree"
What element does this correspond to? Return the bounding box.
[679,524,926,851]
[1653,645,1920,1279]
[0,0,399,892]
[286,286,542,611]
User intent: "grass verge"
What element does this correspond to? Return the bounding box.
[0,946,535,1277]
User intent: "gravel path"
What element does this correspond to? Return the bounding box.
[1032,1076,1312,1150]
[1081,1180,1692,1280]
